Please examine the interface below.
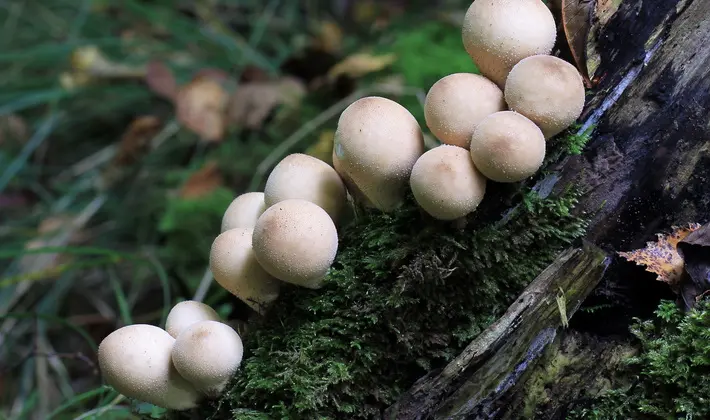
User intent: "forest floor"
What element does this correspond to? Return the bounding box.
[0,1,482,418]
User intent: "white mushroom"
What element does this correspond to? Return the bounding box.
[469,111,546,183]
[504,54,586,138]
[424,73,506,149]
[98,324,201,410]
[461,0,557,87]
[172,320,244,398]
[221,192,267,232]
[252,199,338,288]
[165,300,221,338]
[333,96,425,212]
[263,153,347,223]
[410,145,487,220]
[210,228,281,314]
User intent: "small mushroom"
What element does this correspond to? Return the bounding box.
[171,320,244,398]
[504,55,586,139]
[462,0,557,87]
[264,153,347,223]
[210,228,281,314]
[469,111,546,183]
[165,300,222,338]
[410,145,487,220]
[252,199,338,288]
[333,96,424,212]
[98,324,201,410]
[221,192,267,232]
[424,73,506,149]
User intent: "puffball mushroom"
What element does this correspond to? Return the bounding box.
[504,55,586,139]
[210,228,281,314]
[424,73,506,149]
[462,0,557,87]
[98,324,201,410]
[333,96,425,212]
[469,111,546,183]
[165,300,221,338]
[172,320,244,398]
[221,192,267,232]
[264,153,347,223]
[252,199,338,288]
[410,145,487,220]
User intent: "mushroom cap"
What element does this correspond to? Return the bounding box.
[469,111,546,183]
[424,73,506,149]
[98,324,201,410]
[504,55,586,138]
[264,153,347,223]
[221,192,267,232]
[172,320,244,398]
[410,145,487,220]
[252,199,338,288]
[333,96,424,212]
[210,228,281,314]
[462,0,556,87]
[165,300,222,338]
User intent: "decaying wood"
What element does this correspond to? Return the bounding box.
[385,243,609,419]
[390,0,710,417]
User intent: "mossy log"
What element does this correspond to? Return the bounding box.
[389,0,710,418]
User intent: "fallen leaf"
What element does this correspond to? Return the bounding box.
[619,223,702,287]
[70,46,145,79]
[305,130,335,164]
[561,0,594,88]
[239,65,270,83]
[180,162,224,199]
[175,75,229,142]
[114,116,162,165]
[313,20,343,54]
[327,52,397,80]
[227,76,306,130]
[0,114,28,146]
[677,223,710,309]
[145,60,178,100]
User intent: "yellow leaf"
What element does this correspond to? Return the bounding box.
[305,130,335,164]
[328,52,397,80]
[314,20,343,53]
[618,223,702,286]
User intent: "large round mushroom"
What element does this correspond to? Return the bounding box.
[410,145,487,220]
[469,111,546,183]
[210,228,281,314]
[252,199,338,288]
[424,73,506,149]
[504,55,586,139]
[98,324,201,410]
[172,320,244,398]
[462,0,557,87]
[333,96,424,212]
[165,300,221,338]
[221,192,267,232]
[263,153,347,223]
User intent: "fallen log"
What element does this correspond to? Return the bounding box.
[389,0,710,417]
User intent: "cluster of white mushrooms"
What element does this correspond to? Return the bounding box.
[97,0,587,410]
[98,300,243,410]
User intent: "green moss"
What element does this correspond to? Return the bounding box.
[170,187,586,420]
[569,299,710,419]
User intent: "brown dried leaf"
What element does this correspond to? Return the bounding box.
[145,60,178,101]
[562,0,594,88]
[114,116,162,165]
[618,223,702,286]
[227,77,306,130]
[176,76,229,142]
[327,52,397,80]
[179,161,224,199]
[0,114,28,146]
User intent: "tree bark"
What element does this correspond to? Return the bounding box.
[388,0,710,417]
